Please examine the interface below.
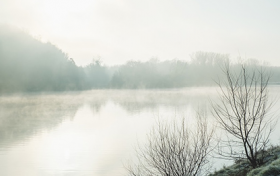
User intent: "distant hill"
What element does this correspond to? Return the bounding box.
[0,25,85,92]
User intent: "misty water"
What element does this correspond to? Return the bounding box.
[0,87,279,176]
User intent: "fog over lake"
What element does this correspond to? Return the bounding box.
[0,87,279,176]
[1,1,280,175]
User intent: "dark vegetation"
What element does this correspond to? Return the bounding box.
[210,146,280,176]
[1,25,280,93]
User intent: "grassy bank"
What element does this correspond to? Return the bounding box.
[210,146,280,176]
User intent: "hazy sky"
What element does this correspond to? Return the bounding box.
[1,0,280,66]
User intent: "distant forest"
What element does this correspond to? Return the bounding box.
[1,25,280,93]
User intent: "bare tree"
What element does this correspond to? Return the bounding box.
[126,113,215,176]
[212,61,275,168]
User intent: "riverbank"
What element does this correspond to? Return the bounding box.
[210,146,280,176]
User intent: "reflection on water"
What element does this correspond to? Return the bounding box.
[0,94,80,148]
[0,88,278,176]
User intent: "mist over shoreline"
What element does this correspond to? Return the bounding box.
[1,25,280,93]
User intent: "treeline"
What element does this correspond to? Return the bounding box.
[0,25,280,93]
[111,53,228,88]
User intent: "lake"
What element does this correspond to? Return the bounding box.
[0,87,279,176]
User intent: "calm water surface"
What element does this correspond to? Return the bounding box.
[0,87,279,176]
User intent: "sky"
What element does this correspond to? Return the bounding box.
[1,0,280,66]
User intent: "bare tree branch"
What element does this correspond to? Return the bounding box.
[212,61,276,168]
[126,113,215,176]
